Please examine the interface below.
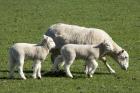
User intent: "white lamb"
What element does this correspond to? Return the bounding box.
[52,40,113,78]
[8,35,55,80]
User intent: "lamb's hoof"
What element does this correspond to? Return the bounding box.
[89,74,93,78]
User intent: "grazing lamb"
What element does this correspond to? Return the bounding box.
[52,40,113,78]
[8,35,55,80]
[46,23,129,73]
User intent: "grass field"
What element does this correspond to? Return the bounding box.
[0,0,140,93]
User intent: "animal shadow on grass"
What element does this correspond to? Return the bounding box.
[42,70,66,78]
[42,70,112,79]
[0,70,116,80]
[0,70,46,80]
[0,70,10,80]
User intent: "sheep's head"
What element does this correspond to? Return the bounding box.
[115,50,129,70]
[103,40,129,70]
[42,35,56,49]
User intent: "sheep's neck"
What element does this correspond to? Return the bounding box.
[112,40,122,54]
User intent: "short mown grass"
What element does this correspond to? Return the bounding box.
[0,0,140,93]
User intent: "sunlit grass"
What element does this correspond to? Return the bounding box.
[0,0,139,93]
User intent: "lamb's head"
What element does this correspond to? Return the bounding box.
[114,50,129,70]
[101,40,113,56]
[42,35,56,49]
[103,40,113,52]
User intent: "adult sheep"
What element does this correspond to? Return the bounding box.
[45,23,129,73]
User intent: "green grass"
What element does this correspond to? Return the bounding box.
[0,0,140,93]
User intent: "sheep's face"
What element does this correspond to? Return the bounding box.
[115,50,129,70]
[43,35,56,49]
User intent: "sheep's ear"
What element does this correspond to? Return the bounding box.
[117,49,124,55]
[121,49,124,53]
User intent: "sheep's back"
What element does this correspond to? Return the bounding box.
[46,23,113,49]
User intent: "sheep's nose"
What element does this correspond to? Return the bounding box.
[122,66,128,70]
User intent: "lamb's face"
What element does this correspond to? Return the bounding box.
[103,40,113,53]
[43,35,56,49]
[116,50,129,70]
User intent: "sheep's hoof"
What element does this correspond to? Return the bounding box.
[84,70,88,75]
[67,75,73,78]
[110,70,116,74]
[22,77,27,80]
[87,74,93,78]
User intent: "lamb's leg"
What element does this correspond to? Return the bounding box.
[101,57,115,74]
[64,59,74,78]
[37,61,42,79]
[84,60,92,75]
[17,57,26,80]
[89,60,98,78]
[32,60,41,79]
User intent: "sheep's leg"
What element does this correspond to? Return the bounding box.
[17,57,26,80]
[104,62,116,74]
[50,49,60,64]
[51,55,64,72]
[64,59,74,78]
[101,57,115,74]
[89,60,98,78]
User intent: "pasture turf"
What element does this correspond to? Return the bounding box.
[0,0,140,93]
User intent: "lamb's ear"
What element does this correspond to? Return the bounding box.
[103,40,110,46]
[103,40,109,44]
[43,35,48,39]
[103,40,113,51]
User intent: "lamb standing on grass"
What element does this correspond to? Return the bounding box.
[8,35,55,80]
[46,23,129,73]
[52,40,113,78]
